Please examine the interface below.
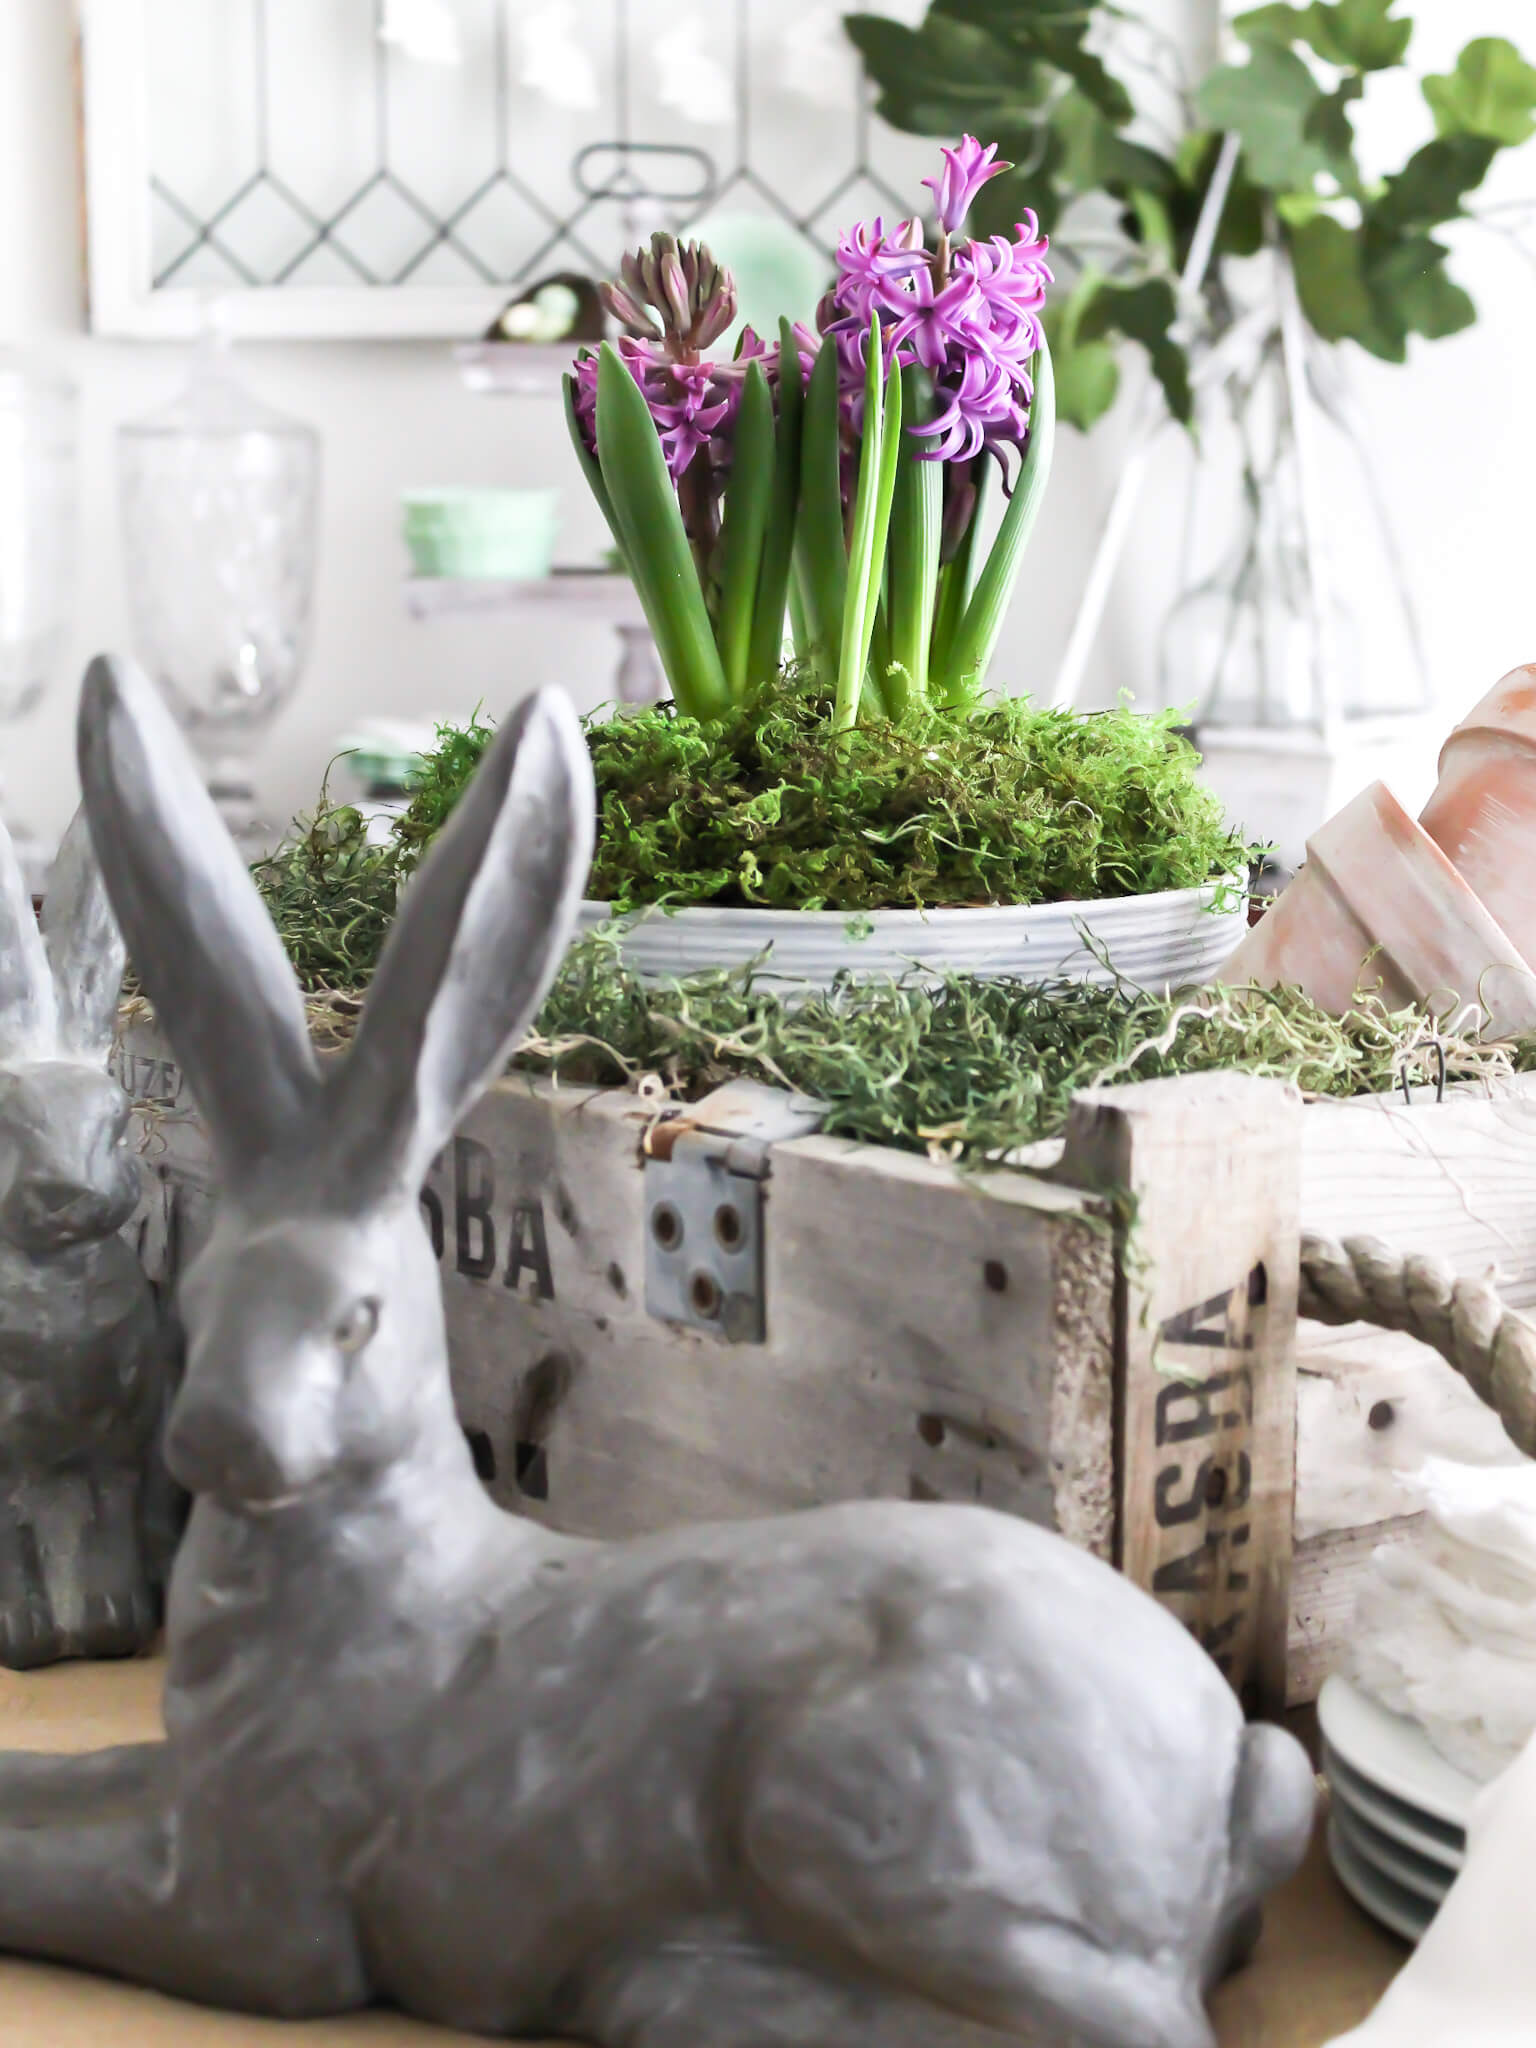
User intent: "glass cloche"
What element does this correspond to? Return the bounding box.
[0,357,77,888]
[118,334,320,853]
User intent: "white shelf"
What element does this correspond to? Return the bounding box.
[452,342,585,397]
[404,570,664,705]
[404,571,645,624]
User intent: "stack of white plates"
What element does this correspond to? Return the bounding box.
[1317,1676,1478,1943]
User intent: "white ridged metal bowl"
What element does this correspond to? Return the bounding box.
[576,879,1246,994]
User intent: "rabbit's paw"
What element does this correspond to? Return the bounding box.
[0,1517,62,1669]
[0,1593,63,1672]
[76,1582,159,1661]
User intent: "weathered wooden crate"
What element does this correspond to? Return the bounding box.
[118,1014,1533,1714]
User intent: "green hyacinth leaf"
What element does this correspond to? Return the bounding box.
[747,321,806,688]
[563,369,631,577]
[594,343,730,722]
[795,340,849,679]
[836,322,902,734]
[716,360,776,699]
[941,337,1056,705]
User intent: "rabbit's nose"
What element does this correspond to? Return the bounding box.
[166,1397,292,1505]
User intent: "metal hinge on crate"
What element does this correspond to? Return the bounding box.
[642,1080,827,1344]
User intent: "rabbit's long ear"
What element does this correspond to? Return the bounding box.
[0,815,55,1059]
[327,687,593,1197]
[76,655,322,1174]
[41,804,126,1063]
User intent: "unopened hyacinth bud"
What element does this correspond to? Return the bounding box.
[602,233,738,359]
[660,249,691,336]
[600,278,662,341]
[923,137,1011,237]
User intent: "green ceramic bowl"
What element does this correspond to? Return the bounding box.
[402,488,559,579]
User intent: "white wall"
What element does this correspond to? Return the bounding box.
[1,0,625,844]
[3,0,1535,847]
[1347,0,1536,705]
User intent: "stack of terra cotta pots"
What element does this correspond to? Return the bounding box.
[1219,666,1536,1037]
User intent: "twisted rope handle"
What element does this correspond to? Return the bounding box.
[1299,1232,1536,1459]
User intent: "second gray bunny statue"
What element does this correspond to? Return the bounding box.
[0,653,1315,2048]
[0,798,168,1667]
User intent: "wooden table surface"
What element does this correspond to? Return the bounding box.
[0,1662,1406,2047]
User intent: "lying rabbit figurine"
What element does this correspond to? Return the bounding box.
[0,798,167,1667]
[0,653,1315,2048]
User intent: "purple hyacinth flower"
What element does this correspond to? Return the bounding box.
[958,220,1051,349]
[925,349,1032,466]
[648,359,732,480]
[833,218,928,322]
[572,339,732,485]
[879,267,989,375]
[922,136,1011,236]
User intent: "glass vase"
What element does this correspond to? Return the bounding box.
[0,359,77,889]
[1160,327,1369,729]
[117,340,321,857]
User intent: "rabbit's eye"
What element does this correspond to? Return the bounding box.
[334,1297,380,1356]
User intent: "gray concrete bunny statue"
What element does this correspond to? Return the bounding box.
[0,652,1316,2048]
[0,796,167,1667]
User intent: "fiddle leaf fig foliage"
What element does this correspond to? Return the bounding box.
[1237,0,1412,72]
[1372,135,1501,232]
[1198,44,1338,192]
[848,0,1536,429]
[1048,273,1122,430]
[1424,37,1536,146]
[1075,277,1192,427]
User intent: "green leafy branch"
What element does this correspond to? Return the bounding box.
[848,0,1536,427]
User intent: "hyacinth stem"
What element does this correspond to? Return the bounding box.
[939,338,1056,707]
[930,561,957,686]
[835,321,902,734]
[930,459,992,694]
[715,360,776,700]
[746,321,806,690]
[868,599,894,718]
[885,365,940,719]
[676,454,718,600]
[593,343,731,722]
[788,560,812,664]
[795,342,848,677]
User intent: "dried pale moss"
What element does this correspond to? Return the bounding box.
[387,683,1252,914]
[517,943,1536,1162]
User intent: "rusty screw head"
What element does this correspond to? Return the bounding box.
[688,1269,723,1320]
[713,1202,744,1251]
[650,1201,684,1251]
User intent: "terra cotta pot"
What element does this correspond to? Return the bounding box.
[1419,663,1536,962]
[1216,780,1536,1036]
